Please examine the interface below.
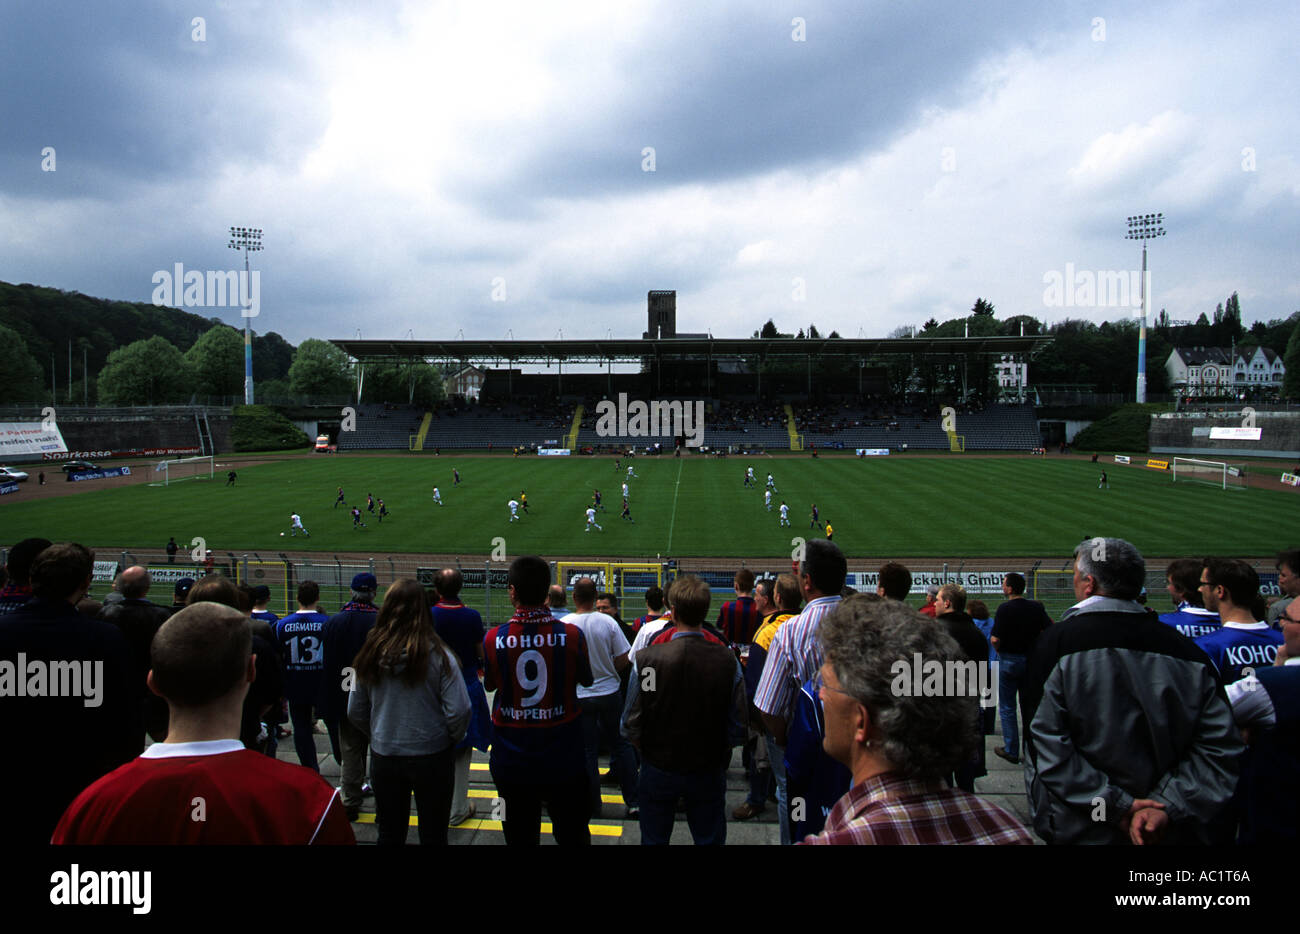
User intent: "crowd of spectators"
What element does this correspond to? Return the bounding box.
[2,536,1296,847]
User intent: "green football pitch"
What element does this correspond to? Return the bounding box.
[0,454,1290,559]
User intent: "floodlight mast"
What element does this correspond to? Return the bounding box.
[228,226,263,405]
[1125,213,1165,404]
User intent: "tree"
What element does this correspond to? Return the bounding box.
[1284,319,1300,400]
[97,337,194,405]
[971,298,995,317]
[808,324,821,339]
[185,326,245,398]
[0,324,44,403]
[288,339,353,398]
[363,362,446,408]
[253,331,295,382]
[922,317,938,332]
[759,319,779,340]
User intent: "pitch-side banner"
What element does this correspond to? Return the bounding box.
[1209,427,1262,441]
[537,448,571,456]
[855,449,890,456]
[0,422,67,456]
[849,570,1009,595]
[69,467,131,482]
[1114,455,1131,464]
[1282,473,1300,487]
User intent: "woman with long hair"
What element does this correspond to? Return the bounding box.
[347,579,470,844]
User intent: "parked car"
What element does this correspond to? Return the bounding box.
[0,466,28,482]
[60,460,100,473]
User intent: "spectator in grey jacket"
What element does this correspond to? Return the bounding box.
[347,579,470,845]
[1022,537,1242,845]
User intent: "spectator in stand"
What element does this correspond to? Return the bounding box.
[918,583,940,618]
[755,540,846,845]
[430,568,492,826]
[968,599,997,736]
[876,562,912,602]
[565,579,636,818]
[990,573,1052,765]
[627,579,677,669]
[484,556,593,845]
[1194,559,1283,685]
[275,581,330,771]
[348,579,470,845]
[0,536,52,614]
[633,585,666,632]
[0,542,140,845]
[187,575,285,757]
[1021,538,1242,844]
[1158,558,1221,639]
[1266,548,1300,629]
[52,601,354,845]
[596,592,635,644]
[734,577,779,821]
[171,577,194,611]
[250,585,279,627]
[801,597,1031,845]
[932,584,990,792]
[1225,597,1300,843]
[548,584,569,620]
[98,566,173,745]
[716,568,761,648]
[623,574,747,845]
[321,573,382,821]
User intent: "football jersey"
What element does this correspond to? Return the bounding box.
[52,740,355,845]
[483,607,592,781]
[716,596,761,645]
[276,610,329,703]
[586,508,597,521]
[1195,623,1284,684]
[1158,603,1222,640]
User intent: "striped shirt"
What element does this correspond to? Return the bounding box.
[754,595,840,721]
[800,773,1033,845]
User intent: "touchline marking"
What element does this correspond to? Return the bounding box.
[665,456,684,554]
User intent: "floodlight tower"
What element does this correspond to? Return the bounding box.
[228,226,263,405]
[1125,213,1165,403]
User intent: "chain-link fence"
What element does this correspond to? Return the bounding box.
[13,549,1277,628]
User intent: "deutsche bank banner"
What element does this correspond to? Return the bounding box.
[0,482,18,496]
[855,448,890,456]
[0,422,67,456]
[537,448,571,456]
[69,467,132,482]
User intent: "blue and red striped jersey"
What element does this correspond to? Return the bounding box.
[715,596,760,645]
[484,606,592,781]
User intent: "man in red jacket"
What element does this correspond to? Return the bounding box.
[53,601,354,845]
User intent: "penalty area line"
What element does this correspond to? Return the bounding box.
[665,457,684,554]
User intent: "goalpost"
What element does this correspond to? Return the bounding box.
[156,455,215,486]
[1171,457,1247,491]
[555,561,665,604]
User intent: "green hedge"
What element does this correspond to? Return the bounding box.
[230,405,311,452]
[1070,403,1172,452]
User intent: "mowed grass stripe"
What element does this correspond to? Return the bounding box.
[1,455,1290,558]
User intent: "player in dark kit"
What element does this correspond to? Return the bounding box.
[1098,470,1109,489]
[377,499,389,522]
[366,494,375,513]
[453,468,460,486]
[226,470,237,486]
[593,489,604,511]
[334,487,346,508]
[621,498,634,522]
[350,506,366,529]
[810,503,821,529]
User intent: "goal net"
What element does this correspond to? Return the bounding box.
[157,455,215,486]
[1171,457,1247,491]
[554,561,665,605]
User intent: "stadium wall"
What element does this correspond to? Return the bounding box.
[1,407,232,461]
[1149,411,1300,460]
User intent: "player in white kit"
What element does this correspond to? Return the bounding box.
[585,506,603,532]
[508,499,520,521]
[766,473,777,492]
[622,481,629,499]
[288,513,310,536]
[765,489,772,511]
[626,465,639,479]
[779,501,790,527]
[433,487,443,506]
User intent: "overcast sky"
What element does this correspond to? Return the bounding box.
[2,0,1297,348]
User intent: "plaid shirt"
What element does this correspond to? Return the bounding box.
[753,595,840,721]
[801,773,1033,845]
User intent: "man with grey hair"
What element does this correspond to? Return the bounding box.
[801,596,1031,844]
[1020,537,1243,844]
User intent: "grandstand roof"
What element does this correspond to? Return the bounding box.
[331,335,1053,364]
